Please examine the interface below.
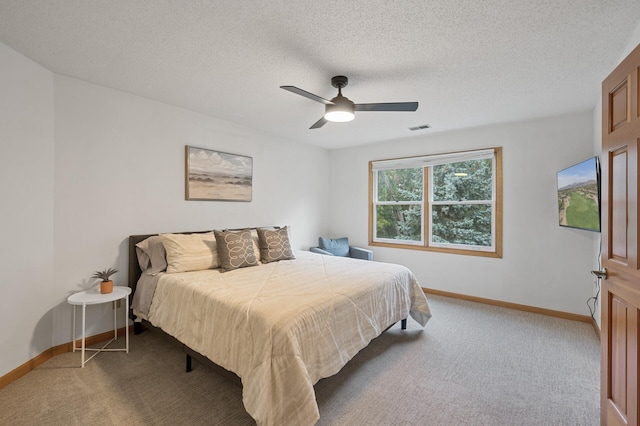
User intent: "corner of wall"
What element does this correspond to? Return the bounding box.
[0,41,56,377]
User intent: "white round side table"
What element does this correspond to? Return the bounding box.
[67,286,131,367]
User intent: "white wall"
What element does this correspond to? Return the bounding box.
[591,102,604,328]
[0,37,330,377]
[50,75,330,346]
[328,111,598,316]
[0,43,55,376]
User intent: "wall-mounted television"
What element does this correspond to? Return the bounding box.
[557,156,601,232]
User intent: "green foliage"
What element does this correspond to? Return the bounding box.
[432,159,492,201]
[374,158,493,246]
[92,267,118,282]
[376,168,423,241]
[376,204,422,240]
[432,204,492,246]
[377,168,423,202]
[430,159,493,245]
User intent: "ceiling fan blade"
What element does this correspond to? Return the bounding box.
[310,117,328,129]
[354,102,419,112]
[280,86,333,105]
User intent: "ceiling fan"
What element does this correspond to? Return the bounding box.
[280,76,419,129]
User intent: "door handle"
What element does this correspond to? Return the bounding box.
[591,268,607,280]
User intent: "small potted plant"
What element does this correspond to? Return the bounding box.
[92,267,118,294]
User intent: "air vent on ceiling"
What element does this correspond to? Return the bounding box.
[409,124,431,131]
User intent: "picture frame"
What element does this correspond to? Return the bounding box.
[185,145,253,202]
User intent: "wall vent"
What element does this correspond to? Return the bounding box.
[409,124,431,131]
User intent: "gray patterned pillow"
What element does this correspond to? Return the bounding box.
[214,229,259,272]
[257,226,295,263]
[135,235,168,274]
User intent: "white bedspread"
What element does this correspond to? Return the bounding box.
[146,251,431,425]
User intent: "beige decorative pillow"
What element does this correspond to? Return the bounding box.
[214,229,259,272]
[250,228,262,263]
[159,232,219,273]
[257,226,295,263]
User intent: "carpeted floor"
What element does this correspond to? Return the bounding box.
[0,295,600,425]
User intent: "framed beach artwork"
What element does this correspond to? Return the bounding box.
[185,146,253,201]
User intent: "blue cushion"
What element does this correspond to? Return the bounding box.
[318,237,350,257]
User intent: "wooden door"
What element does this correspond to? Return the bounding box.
[601,43,640,426]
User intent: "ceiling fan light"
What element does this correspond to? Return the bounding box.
[324,98,355,122]
[325,110,355,122]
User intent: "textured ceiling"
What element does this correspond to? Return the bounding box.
[1,1,639,149]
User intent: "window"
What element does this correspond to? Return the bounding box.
[370,148,502,257]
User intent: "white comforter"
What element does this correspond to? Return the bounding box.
[146,251,431,425]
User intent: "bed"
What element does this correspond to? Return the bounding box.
[128,228,431,426]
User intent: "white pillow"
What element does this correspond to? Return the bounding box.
[159,232,219,273]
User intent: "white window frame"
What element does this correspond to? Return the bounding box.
[372,167,424,245]
[427,153,496,252]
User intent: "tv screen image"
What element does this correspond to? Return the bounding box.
[557,156,601,232]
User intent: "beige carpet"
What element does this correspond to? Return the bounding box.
[0,295,600,425]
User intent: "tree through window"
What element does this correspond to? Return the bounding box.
[370,148,502,257]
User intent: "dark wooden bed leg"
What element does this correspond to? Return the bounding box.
[186,354,192,372]
[133,322,143,335]
[401,319,407,329]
